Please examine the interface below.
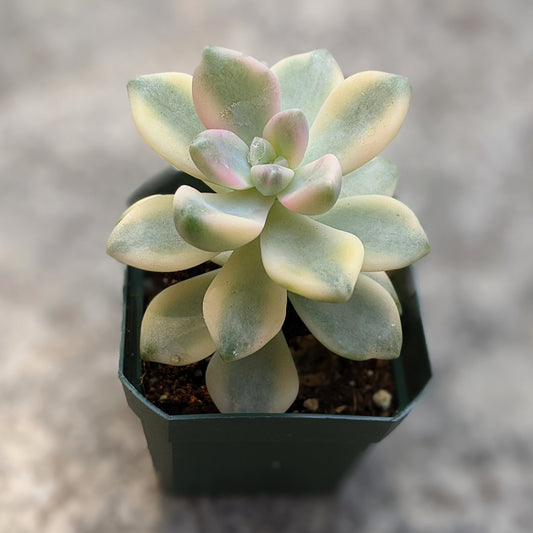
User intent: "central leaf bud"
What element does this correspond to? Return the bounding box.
[248,137,276,166]
[250,164,294,196]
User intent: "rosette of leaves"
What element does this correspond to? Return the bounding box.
[107,46,429,414]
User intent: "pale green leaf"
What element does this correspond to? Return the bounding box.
[140,270,218,365]
[304,71,411,174]
[189,129,252,190]
[363,271,402,313]
[260,202,363,303]
[211,251,232,266]
[289,273,402,360]
[250,163,294,196]
[192,46,280,144]
[128,73,205,179]
[262,109,309,168]
[277,154,342,215]
[315,194,429,271]
[106,195,215,271]
[203,239,287,361]
[248,136,277,166]
[206,332,299,413]
[173,186,274,252]
[271,49,344,127]
[339,157,398,198]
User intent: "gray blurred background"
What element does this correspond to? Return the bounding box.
[1,1,532,532]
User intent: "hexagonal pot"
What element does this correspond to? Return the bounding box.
[118,168,432,495]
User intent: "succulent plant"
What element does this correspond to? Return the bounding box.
[107,46,429,414]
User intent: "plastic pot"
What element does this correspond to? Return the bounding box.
[118,168,432,495]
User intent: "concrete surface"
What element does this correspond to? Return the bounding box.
[1,1,532,532]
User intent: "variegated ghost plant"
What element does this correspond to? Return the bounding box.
[107,46,429,414]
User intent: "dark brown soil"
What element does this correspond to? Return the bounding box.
[141,267,397,417]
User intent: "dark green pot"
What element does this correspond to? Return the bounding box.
[118,168,432,495]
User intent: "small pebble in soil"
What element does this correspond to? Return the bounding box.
[303,398,320,412]
[372,389,393,410]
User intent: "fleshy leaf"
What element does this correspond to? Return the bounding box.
[363,271,402,313]
[248,137,277,166]
[315,195,430,271]
[173,186,274,252]
[192,46,280,145]
[339,157,398,199]
[289,273,402,360]
[106,195,215,271]
[261,202,363,303]
[250,163,294,196]
[140,270,217,365]
[189,129,252,190]
[203,240,287,361]
[211,251,232,266]
[262,109,309,168]
[206,332,298,413]
[127,73,205,179]
[304,71,411,174]
[271,49,344,127]
[277,154,342,215]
